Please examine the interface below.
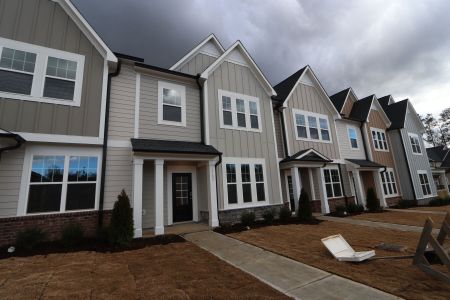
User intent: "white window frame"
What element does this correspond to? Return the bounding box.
[417,170,432,196]
[370,127,389,152]
[408,133,422,155]
[323,166,343,199]
[222,157,269,209]
[218,89,262,133]
[379,168,398,197]
[292,109,332,143]
[157,80,186,127]
[0,37,85,107]
[17,146,101,216]
[347,125,359,150]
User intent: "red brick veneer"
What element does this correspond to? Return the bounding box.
[385,196,402,207]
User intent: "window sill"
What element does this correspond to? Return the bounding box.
[223,200,269,210]
[220,124,262,133]
[0,91,80,107]
[295,136,332,144]
[22,208,97,217]
[412,152,423,156]
[374,149,389,152]
[157,119,186,128]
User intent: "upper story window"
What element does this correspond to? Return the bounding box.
[158,81,186,127]
[371,128,388,151]
[292,109,331,143]
[0,37,84,106]
[408,133,422,155]
[418,171,431,196]
[218,89,262,132]
[347,127,358,149]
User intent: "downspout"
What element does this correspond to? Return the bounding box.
[195,74,205,144]
[277,105,289,157]
[214,153,222,224]
[98,60,122,229]
[397,129,416,201]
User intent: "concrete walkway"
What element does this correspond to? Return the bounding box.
[316,215,439,234]
[184,231,400,300]
[386,208,447,215]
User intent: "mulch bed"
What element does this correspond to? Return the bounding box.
[214,218,322,234]
[0,234,184,260]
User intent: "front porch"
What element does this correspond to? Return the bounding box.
[131,139,221,237]
[432,169,449,199]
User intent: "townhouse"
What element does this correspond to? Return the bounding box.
[0,0,443,245]
[0,0,117,245]
[426,145,450,198]
[379,96,438,204]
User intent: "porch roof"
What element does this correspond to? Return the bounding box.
[346,159,385,169]
[280,148,332,164]
[131,138,221,156]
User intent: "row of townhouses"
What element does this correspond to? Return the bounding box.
[0,0,448,244]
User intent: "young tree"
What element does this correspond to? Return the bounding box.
[298,188,312,221]
[439,108,450,146]
[420,114,440,147]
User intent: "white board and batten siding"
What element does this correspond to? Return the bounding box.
[206,61,282,209]
[175,53,218,76]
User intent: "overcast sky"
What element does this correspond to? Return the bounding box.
[73,0,450,116]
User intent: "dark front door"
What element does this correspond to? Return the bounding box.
[172,173,193,223]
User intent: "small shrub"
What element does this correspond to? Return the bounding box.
[428,198,449,206]
[347,203,364,214]
[397,199,417,208]
[298,188,312,221]
[61,223,84,248]
[335,205,347,217]
[278,205,292,223]
[262,209,276,224]
[108,189,134,247]
[240,211,256,227]
[366,188,381,212]
[16,228,47,251]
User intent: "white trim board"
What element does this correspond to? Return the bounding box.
[14,132,103,145]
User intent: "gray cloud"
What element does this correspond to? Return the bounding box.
[73,0,450,115]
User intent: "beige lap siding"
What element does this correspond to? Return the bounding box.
[0,148,24,218]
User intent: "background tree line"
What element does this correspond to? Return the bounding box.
[420,108,450,147]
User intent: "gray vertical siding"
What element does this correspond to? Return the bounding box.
[176,53,217,75]
[273,109,285,158]
[339,164,353,197]
[285,82,340,159]
[335,120,365,159]
[197,165,208,212]
[388,130,413,199]
[142,162,155,229]
[0,147,24,217]
[206,61,281,208]
[139,74,201,142]
[0,0,104,137]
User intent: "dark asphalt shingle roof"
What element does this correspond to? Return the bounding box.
[131,139,221,155]
[272,66,307,104]
[280,149,332,163]
[346,159,385,168]
[330,88,351,113]
[377,95,391,111]
[383,99,408,130]
[426,145,449,162]
[349,95,373,122]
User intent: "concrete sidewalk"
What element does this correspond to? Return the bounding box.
[316,215,439,234]
[184,231,400,300]
[385,208,447,215]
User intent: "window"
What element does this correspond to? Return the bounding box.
[347,127,358,149]
[286,175,295,212]
[25,152,99,215]
[223,158,268,208]
[323,168,342,198]
[158,81,186,126]
[371,128,388,151]
[292,109,332,143]
[408,133,422,154]
[0,37,84,106]
[418,171,432,196]
[380,169,398,197]
[218,90,261,132]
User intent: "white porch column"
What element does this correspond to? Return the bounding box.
[374,171,387,207]
[352,170,366,207]
[207,161,219,227]
[133,158,143,238]
[290,167,301,212]
[154,159,164,235]
[317,168,330,214]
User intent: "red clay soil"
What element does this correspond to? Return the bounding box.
[0,241,289,299]
[228,221,450,300]
[350,210,446,227]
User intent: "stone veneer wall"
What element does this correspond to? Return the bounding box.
[0,210,111,247]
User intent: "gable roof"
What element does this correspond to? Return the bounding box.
[349,95,373,122]
[272,66,341,118]
[330,88,351,113]
[169,33,225,71]
[383,99,408,130]
[57,0,116,63]
[280,148,332,163]
[378,95,393,111]
[426,145,449,162]
[200,40,276,96]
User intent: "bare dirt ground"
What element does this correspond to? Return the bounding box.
[409,205,450,213]
[0,241,288,299]
[228,221,450,300]
[350,210,446,227]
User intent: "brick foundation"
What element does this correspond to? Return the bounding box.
[385,196,402,207]
[328,196,356,212]
[311,200,322,213]
[0,210,111,247]
[218,204,284,224]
